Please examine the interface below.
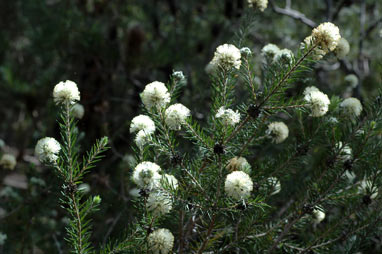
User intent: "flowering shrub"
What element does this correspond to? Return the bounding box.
[25,17,382,253]
[1,1,382,253]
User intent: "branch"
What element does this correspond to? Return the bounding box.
[269,0,316,28]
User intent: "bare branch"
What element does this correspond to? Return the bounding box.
[269,0,316,28]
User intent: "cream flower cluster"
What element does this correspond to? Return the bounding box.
[53,80,80,105]
[340,97,363,117]
[147,228,174,254]
[72,103,85,119]
[226,156,251,174]
[216,106,241,126]
[303,86,330,117]
[0,154,17,170]
[209,44,242,71]
[313,207,326,224]
[261,44,294,65]
[335,38,350,59]
[130,115,156,148]
[161,174,179,190]
[165,103,191,130]
[35,137,61,162]
[147,191,173,216]
[344,74,359,88]
[247,0,268,12]
[224,171,253,200]
[141,81,171,110]
[301,36,327,60]
[311,22,341,53]
[131,161,161,189]
[266,122,289,144]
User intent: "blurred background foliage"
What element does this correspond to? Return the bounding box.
[0,0,381,252]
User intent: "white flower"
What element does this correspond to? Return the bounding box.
[72,103,85,119]
[311,22,341,53]
[301,36,326,60]
[216,107,241,126]
[211,44,241,70]
[248,0,268,11]
[274,48,294,65]
[132,161,161,189]
[147,228,174,254]
[340,97,362,117]
[135,130,152,149]
[335,38,350,59]
[266,122,289,144]
[172,71,187,85]
[129,188,141,198]
[160,174,179,190]
[304,88,330,117]
[336,142,352,162]
[267,177,281,195]
[147,191,173,216]
[205,61,217,75]
[344,74,359,88]
[0,154,17,170]
[141,81,171,110]
[303,86,320,96]
[224,171,253,200]
[240,47,252,56]
[35,137,61,162]
[226,157,251,174]
[130,115,156,134]
[53,80,80,105]
[261,43,280,60]
[313,207,325,224]
[358,179,378,200]
[164,104,191,130]
[328,117,339,124]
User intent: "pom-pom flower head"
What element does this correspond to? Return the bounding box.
[164,103,191,130]
[224,171,253,200]
[266,122,289,144]
[141,81,171,110]
[147,228,174,254]
[340,97,362,117]
[53,80,80,105]
[130,115,156,134]
[35,137,61,162]
[248,0,268,12]
[301,36,326,60]
[134,130,152,149]
[311,22,341,53]
[160,174,179,190]
[303,87,330,117]
[132,161,161,189]
[226,157,251,174]
[147,191,173,216]
[261,43,280,61]
[72,103,85,119]
[0,154,17,170]
[216,107,241,126]
[335,38,350,59]
[344,74,359,88]
[274,48,294,65]
[313,207,326,224]
[211,44,241,70]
